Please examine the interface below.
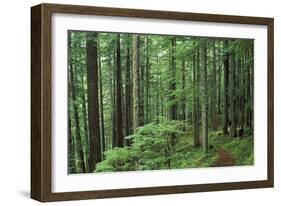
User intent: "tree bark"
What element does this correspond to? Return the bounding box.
[70,63,86,173]
[250,47,254,133]
[111,50,116,148]
[210,40,217,130]
[181,60,186,122]
[193,44,200,147]
[223,40,230,135]
[80,73,89,171]
[114,34,123,147]
[132,35,142,131]
[217,41,222,114]
[201,41,209,153]
[125,35,132,145]
[240,54,246,136]
[145,36,151,123]
[86,33,101,172]
[97,41,106,157]
[68,68,75,173]
[169,37,177,120]
[196,47,201,146]
[230,45,237,138]
[139,38,145,126]
[155,52,160,119]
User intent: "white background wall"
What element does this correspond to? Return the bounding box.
[0,0,279,205]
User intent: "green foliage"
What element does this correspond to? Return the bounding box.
[95,147,136,172]
[221,136,254,165]
[68,30,254,173]
[96,118,186,172]
[130,119,185,170]
[95,119,254,173]
[208,131,254,166]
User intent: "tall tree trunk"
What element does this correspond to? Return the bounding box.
[201,41,209,153]
[160,70,164,117]
[168,37,177,149]
[145,36,150,123]
[210,40,217,130]
[68,32,76,173]
[196,47,201,145]
[230,46,237,138]
[193,44,200,147]
[245,51,250,130]
[244,48,253,133]
[70,63,86,173]
[139,38,145,126]
[217,41,222,114]
[181,60,186,122]
[114,34,123,147]
[251,48,254,132]
[68,113,75,173]
[249,48,254,133]
[156,52,160,119]
[97,42,105,158]
[223,40,230,135]
[169,37,177,120]
[111,51,116,148]
[125,35,132,145]
[80,74,89,171]
[239,55,245,136]
[132,35,142,131]
[86,33,101,172]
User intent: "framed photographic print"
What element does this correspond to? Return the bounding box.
[31,3,274,202]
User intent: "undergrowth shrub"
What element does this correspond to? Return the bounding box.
[95,118,185,172]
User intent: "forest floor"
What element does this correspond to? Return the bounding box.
[95,126,254,173]
[174,130,254,168]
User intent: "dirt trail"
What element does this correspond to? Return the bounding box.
[213,149,235,167]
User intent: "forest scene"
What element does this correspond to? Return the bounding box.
[68,31,254,174]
